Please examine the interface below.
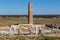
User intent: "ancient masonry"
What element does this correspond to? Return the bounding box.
[19,3,33,34]
[28,3,33,24]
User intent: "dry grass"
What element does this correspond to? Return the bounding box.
[0,17,60,26]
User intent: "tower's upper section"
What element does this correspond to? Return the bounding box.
[28,3,32,13]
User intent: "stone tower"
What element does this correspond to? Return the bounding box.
[28,3,33,24]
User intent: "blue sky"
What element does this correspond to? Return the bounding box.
[0,0,60,15]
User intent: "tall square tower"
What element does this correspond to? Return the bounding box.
[28,3,33,24]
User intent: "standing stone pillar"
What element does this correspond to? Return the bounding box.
[28,3,33,24]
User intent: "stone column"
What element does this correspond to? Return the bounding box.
[28,3,33,24]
